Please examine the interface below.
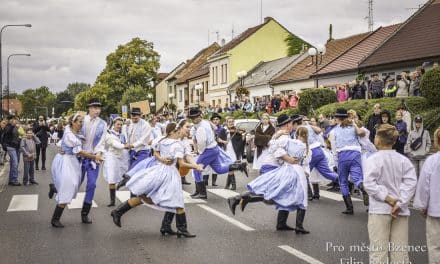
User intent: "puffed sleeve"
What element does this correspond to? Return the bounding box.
[271,136,289,158]
[171,142,185,159]
[63,131,82,154]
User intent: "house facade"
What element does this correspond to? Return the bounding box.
[155,62,185,111]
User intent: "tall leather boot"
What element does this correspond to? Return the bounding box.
[295,209,310,234]
[176,213,196,238]
[116,174,130,190]
[276,210,295,231]
[228,162,248,177]
[241,192,264,212]
[197,182,207,199]
[230,174,236,191]
[342,195,354,215]
[224,174,232,189]
[51,205,65,228]
[81,202,93,224]
[203,175,209,186]
[110,201,132,227]
[108,188,116,207]
[212,174,218,186]
[357,183,369,206]
[190,182,200,197]
[227,195,241,215]
[160,212,177,236]
[181,176,191,185]
[348,181,354,194]
[307,181,313,201]
[312,183,320,200]
[48,183,57,199]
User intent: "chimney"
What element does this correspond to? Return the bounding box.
[264,17,273,23]
[328,24,334,42]
[221,38,226,46]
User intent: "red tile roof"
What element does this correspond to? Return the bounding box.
[157,72,169,81]
[314,24,400,76]
[272,32,369,84]
[360,0,440,68]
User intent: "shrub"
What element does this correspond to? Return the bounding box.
[419,107,440,134]
[297,88,337,115]
[420,67,440,107]
[274,108,300,117]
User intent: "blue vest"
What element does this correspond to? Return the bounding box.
[333,125,360,149]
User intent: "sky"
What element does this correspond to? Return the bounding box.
[0,0,424,94]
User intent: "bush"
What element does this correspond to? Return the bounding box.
[315,97,428,121]
[419,107,440,134]
[274,108,300,117]
[420,67,440,107]
[297,88,337,115]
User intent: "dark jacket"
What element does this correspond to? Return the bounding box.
[33,124,50,147]
[214,125,227,150]
[367,113,381,142]
[254,123,275,157]
[227,128,246,159]
[352,83,367,99]
[3,124,20,149]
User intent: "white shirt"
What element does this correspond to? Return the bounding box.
[194,120,217,154]
[126,119,152,152]
[363,150,417,216]
[82,115,106,154]
[413,152,440,217]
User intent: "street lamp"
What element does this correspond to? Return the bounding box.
[168,93,174,105]
[7,53,31,113]
[194,83,202,106]
[308,45,326,88]
[0,24,32,117]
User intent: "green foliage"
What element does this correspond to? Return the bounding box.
[285,34,310,56]
[274,108,300,117]
[298,88,337,115]
[18,86,56,118]
[419,107,440,134]
[420,67,440,107]
[119,85,153,111]
[74,83,113,116]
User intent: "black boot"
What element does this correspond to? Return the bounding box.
[51,205,65,228]
[348,181,354,194]
[230,174,236,191]
[203,175,209,186]
[229,162,248,177]
[212,174,218,186]
[241,192,264,212]
[327,181,340,192]
[295,209,310,234]
[48,183,57,199]
[181,176,191,185]
[307,182,313,201]
[176,213,196,238]
[108,188,116,207]
[312,183,320,200]
[195,182,207,199]
[110,201,132,227]
[357,183,369,206]
[116,174,130,190]
[342,195,354,215]
[130,192,136,198]
[81,202,93,224]
[35,164,39,171]
[276,210,295,231]
[160,212,177,236]
[227,195,241,215]
[190,182,200,197]
[224,174,232,189]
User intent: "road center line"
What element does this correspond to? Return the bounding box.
[278,245,325,264]
[197,204,255,231]
[7,195,39,212]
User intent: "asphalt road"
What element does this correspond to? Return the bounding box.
[0,146,429,264]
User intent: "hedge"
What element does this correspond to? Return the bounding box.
[297,88,337,115]
[420,67,440,107]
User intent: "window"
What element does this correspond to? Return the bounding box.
[174,86,177,98]
[190,87,194,104]
[200,83,204,101]
[205,81,208,94]
[221,65,224,83]
[217,99,221,106]
[179,89,183,102]
[215,66,218,85]
[224,64,228,83]
[212,100,215,107]
[212,67,215,85]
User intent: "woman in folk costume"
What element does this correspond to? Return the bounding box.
[329,108,369,215]
[228,115,310,233]
[223,116,246,190]
[50,113,104,228]
[252,113,276,171]
[111,122,203,238]
[102,116,130,207]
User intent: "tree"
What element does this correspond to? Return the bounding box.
[54,82,90,116]
[74,83,113,116]
[118,85,152,111]
[285,33,310,57]
[420,67,440,107]
[18,86,56,118]
[76,38,160,117]
[66,82,90,98]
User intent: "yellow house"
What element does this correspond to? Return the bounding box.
[207,17,303,106]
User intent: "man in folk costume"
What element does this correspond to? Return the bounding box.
[188,107,248,199]
[80,98,107,224]
[126,107,153,169]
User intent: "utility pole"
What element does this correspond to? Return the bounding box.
[260,0,263,24]
[367,0,374,32]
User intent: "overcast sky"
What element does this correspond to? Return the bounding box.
[0,0,424,93]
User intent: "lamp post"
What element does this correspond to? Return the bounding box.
[0,24,32,117]
[7,53,31,113]
[194,83,202,106]
[146,93,154,113]
[308,45,326,88]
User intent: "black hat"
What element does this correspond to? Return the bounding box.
[291,114,303,124]
[414,115,423,122]
[131,107,142,116]
[210,113,221,120]
[276,114,291,127]
[187,107,202,118]
[87,98,102,107]
[334,108,348,118]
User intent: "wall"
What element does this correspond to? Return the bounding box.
[188,76,209,107]
[272,79,314,94]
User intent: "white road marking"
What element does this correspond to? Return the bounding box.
[319,190,362,202]
[116,190,131,202]
[67,192,98,209]
[278,245,325,264]
[7,195,39,212]
[207,188,239,199]
[197,204,255,231]
[183,191,206,204]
